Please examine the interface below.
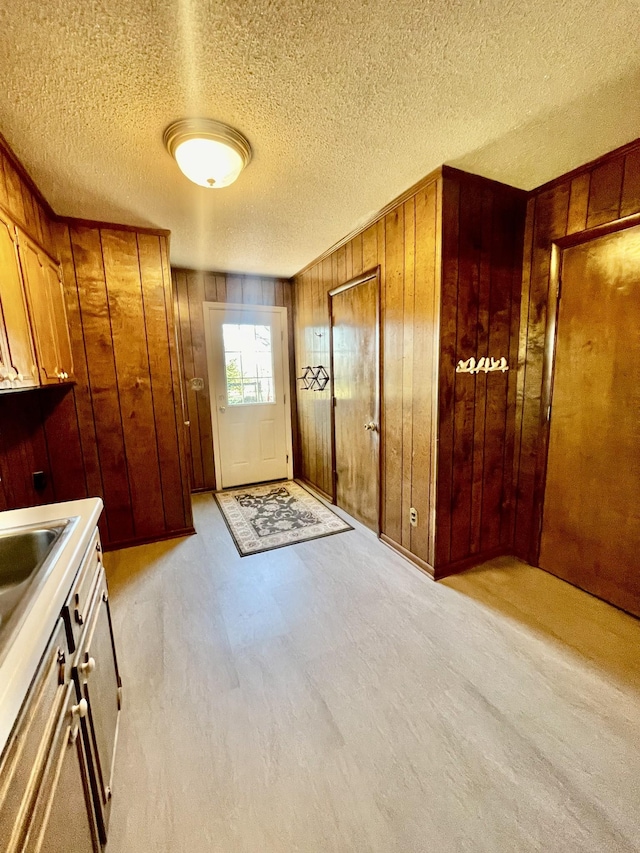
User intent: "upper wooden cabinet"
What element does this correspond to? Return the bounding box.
[0,209,38,389]
[16,229,74,386]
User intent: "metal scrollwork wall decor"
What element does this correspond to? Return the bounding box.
[297,365,330,391]
[455,356,509,374]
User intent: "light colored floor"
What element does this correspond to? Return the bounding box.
[104,493,640,853]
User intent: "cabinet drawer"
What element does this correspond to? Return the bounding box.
[63,530,101,654]
[0,619,68,852]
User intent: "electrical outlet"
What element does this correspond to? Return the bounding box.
[409,507,418,527]
[33,471,47,492]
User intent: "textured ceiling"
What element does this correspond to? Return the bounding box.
[1,0,640,276]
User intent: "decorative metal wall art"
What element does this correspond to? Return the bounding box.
[297,365,330,391]
[456,356,509,374]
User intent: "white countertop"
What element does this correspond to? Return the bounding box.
[0,498,103,756]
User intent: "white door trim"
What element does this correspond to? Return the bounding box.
[203,302,294,491]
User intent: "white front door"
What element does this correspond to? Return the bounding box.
[205,304,291,488]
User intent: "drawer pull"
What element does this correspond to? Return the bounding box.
[79,657,96,677]
[71,698,88,720]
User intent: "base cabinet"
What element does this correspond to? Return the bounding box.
[0,528,121,851]
[22,684,99,853]
[75,568,121,843]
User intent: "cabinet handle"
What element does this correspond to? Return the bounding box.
[79,656,96,676]
[71,698,88,719]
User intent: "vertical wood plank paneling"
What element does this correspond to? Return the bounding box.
[620,149,640,217]
[410,183,439,563]
[566,173,591,235]
[382,211,405,542]
[175,269,204,489]
[469,189,493,555]
[435,176,460,566]
[40,388,87,502]
[293,168,525,575]
[187,270,216,489]
[0,135,192,548]
[138,234,189,531]
[401,198,415,548]
[586,159,624,227]
[102,229,165,539]
[159,239,193,527]
[481,191,514,551]
[450,183,482,562]
[69,225,135,541]
[53,222,105,506]
[501,202,526,548]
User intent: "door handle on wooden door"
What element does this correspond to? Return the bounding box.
[219,406,226,413]
[364,422,378,432]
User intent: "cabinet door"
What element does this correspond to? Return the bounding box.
[17,233,60,384]
[0,620,68,852]
[44,256,74,382]
[76,568,122,843]
[22,683,100,853]
[0,210,38,388]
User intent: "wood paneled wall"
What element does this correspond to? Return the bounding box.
[172,268,295,492]
[0,387,87,509]
[50,222,193,547]
[437,171,526,571]
[294,179,441,566]
[513,138,640,563]
[0,134,193,548]
[293,167,526,576]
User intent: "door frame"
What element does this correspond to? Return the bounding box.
[531,211,640,563]
[203,302,294,491]
[328,267,382,534]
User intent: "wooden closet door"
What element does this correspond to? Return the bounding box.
[331,274,380,531]
[539,223,640,616]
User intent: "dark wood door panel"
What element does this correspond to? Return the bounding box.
[539,223,640,616]
[331,274,379,531]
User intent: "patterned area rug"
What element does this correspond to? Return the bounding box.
[214,481,353,556]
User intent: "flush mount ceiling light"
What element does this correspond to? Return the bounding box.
[163,118,252,188]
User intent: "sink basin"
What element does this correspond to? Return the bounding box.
[0,528,62,588]
[0,520,73,656]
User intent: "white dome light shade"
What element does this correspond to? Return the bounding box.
[164,119,252,189]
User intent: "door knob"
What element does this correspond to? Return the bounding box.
[364,422,378,432]
[219,406,226,413]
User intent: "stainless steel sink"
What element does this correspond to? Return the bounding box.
[0,520,74,657]
[0,528,62,587]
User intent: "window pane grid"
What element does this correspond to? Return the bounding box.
[222,323,275,406]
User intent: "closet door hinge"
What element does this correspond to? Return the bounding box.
[556,276,562,301]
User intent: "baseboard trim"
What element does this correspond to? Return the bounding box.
[379,534,436,578]
[297,478,333,504]
[103,526,196,552]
